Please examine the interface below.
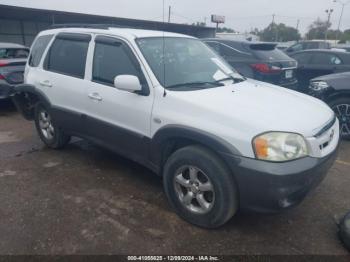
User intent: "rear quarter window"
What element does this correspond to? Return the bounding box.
[44,36,89,78]
[29,34,54,67]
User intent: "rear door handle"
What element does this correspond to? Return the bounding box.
[39,80,52,87]
[88,92,103,101]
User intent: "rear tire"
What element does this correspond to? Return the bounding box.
[329,98,350,140]
[34,102,71,149]
[163,145,238,228]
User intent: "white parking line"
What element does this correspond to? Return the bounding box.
[336,160,350,167]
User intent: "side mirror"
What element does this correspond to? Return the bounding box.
[114,75,142,93]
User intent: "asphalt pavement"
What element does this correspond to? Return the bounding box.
[0,101,349,255]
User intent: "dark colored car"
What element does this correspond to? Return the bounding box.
[0,43,29,100]
[290,50,350,92]
[334,45,350,52]
[285,41,331,55]
[308,72,350,139]
[202,39,298,89]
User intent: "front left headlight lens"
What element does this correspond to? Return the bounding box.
[253,132,308,162]
[309,81,329,91]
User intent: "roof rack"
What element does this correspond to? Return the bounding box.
[50,23,134,30]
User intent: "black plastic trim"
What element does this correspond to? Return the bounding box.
[221,144,339,212]
[10,84,51,120]
[95,35,122,46]
[56,33,92,42]
[314,115,337,138]
[150,125,242,170]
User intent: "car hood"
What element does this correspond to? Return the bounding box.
[167,79,334,138]
[312,72,350,91]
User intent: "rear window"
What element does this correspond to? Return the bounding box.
[0,48,29,59]
[251,47,292,61]
[29,34,54,67]
[45,37,89,78]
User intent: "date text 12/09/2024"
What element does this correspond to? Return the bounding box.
[127,256,220,261]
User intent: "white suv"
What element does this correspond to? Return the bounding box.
[12,26,340,228]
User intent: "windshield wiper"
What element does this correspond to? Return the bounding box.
[166,81,224,89]
[215,76,246,83]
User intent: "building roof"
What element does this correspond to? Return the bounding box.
[0,4,215,38]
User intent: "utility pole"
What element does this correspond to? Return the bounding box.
[325,9,334,40]
[271,14,278,42]
[296,19,300,31]
[334,0,350,41]
[168,6,171,23]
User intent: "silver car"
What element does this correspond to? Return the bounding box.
[0,43,29,100]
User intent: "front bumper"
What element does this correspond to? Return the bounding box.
[221,146,338,213]
[280,79,299,90]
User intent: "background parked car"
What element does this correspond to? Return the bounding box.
[290,49,350,92]
[0,43,29,100]
[334,44,350,52]
[285,40,331,55]
[309,72,350,139]
[203,39,298,89]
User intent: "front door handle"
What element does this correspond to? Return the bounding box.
[88,92,103,101]
[39,80,52,87]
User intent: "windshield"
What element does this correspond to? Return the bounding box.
[136,37,244,89]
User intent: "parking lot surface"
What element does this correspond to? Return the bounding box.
[0,101,349,255]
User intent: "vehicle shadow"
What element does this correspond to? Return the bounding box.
[0,99,16,115]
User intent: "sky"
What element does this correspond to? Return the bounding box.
[1,0,350,35]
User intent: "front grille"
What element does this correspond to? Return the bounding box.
[314,115,336,138]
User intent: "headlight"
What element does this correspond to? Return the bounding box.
[253,132,308,162]
[309,81,329,91]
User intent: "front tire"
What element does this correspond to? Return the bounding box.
[329,98,350,140]
[163,145,239,228]
[34,102,71,149]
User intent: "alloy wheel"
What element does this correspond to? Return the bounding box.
[173,165,215,214]
[38,109,55,140]
[333,104,350,136]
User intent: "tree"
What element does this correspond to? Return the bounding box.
[259,23,301,42]
[216,27,235,33]
[191,22,207,27]
[250,28,261,36]
[306,18,331,40]
[339,29,350,43]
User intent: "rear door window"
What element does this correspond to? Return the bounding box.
[292,53,312,64]
[310,53,343,65]
[288,43,303,53]
[45,34,90,78]
[28,34,54,67]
